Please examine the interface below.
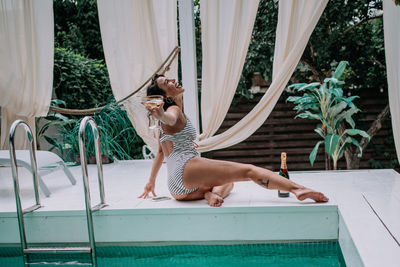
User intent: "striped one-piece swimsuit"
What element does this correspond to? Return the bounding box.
[160,116,199,195]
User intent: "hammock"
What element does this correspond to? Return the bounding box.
[48,46,180,115]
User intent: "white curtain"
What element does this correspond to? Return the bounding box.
[97,0,178,151]
[198,0,259,141]
[0,0,53,149]
[383,0,400,163]
[197,0,328,152]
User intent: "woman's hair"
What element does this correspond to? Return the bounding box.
[147,74,177,111]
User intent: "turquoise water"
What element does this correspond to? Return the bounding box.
[0,242,346,266]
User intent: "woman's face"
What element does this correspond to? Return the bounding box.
[156,76,184,98]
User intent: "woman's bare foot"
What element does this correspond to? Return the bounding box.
[293,188,329,203]
[205,192,224,207]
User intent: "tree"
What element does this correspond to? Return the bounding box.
[54,0,104,60]
[53,0,111,107]
[50,0,145,161]
[240,0,392,169]
[238,1,278,98]
[300,0,388,169]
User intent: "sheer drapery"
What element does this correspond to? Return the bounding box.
[197,0,328,152]
[0,0,53,149]
[383,0,400,163]
[97,0,178,151]
[198,0,259,141]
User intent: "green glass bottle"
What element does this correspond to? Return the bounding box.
[278,152,290,198]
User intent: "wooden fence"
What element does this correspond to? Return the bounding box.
[204,88,396,172]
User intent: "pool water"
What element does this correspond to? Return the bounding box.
[0,241,346,266]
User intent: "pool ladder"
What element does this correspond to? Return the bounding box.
[9,117,107,266]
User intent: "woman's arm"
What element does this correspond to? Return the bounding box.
[150,103,181,126]
[138,139,164,198]
[148,142,164,184]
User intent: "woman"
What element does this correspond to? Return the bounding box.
[139,74,329,207]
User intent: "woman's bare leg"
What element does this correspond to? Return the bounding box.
[174,183,234,207]
[205,183,234,207]
[183,157,328,203]
[213,183,234,198]
[172,187,212,201]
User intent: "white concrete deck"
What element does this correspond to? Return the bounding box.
[1,160,400,267]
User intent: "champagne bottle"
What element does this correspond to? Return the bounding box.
[278,152,290,198]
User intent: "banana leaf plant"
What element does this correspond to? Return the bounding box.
[286,61,370,170]
[35,100,72,151]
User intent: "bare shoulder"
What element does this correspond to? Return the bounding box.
[166,105,186,123]
[162,106,186,134]
[166,105,183,116]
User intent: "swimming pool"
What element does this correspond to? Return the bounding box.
[0,205,346,266]
[0,241,346,266]
[3,164,400,266]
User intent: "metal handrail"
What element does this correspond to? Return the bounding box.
[78,116,108,266]
[8,118,107,266]
[8,120,42,264]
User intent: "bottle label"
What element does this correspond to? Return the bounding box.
[278,152,290,197]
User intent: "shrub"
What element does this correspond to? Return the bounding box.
[53,47,113,110]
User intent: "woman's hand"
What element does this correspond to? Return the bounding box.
[138,181,157,199]
[145,98,180,126]
[146,102,165,121]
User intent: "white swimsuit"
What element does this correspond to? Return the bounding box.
[160,116,199,195]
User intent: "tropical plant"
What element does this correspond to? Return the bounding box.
[91,103,145,161]
[37,101,144,163]
[286,61,370,170]
[35,100,72,150]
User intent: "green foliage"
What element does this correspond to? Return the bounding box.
[92,104,145,160]
[194,0,202,78]
[53,47,113,110]
[233,0,278,100]
[239,0,386,97]
[302,0,386,90]
[287,61,370,169]
[35,100,71,150]
[51,1,146,161]
[368,126,400,169]
[45,102,144,162]
[54,0,104,60]
[239,1,278,93]
[53,0,111,109]
[192,0,269,100]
